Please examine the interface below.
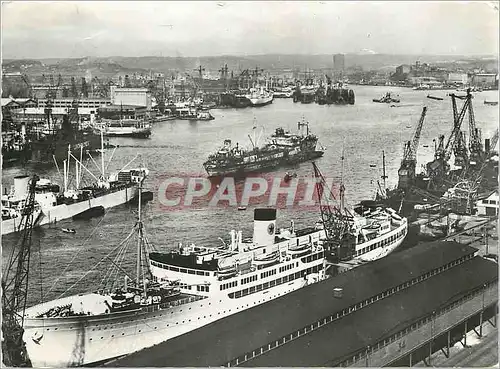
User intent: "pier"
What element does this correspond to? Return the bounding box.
[105,239,497,367]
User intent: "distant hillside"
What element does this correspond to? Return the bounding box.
[84,54,500,73]
[3,54,497,76]
[2,56,148,77]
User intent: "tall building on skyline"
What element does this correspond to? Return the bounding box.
[333,53,345,72]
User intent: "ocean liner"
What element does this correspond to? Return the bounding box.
[203,120,324,177]
[20,193,407,367]
[21,205,327,367]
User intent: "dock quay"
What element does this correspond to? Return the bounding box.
[104,240,497,367]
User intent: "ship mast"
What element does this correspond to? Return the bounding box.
[340,146,345,214]
[100,130,105,180]
[136,179,143,288]
[381,150,388,190]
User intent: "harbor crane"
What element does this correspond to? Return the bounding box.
[312,161,354,261]
[397,106,427,189]
[488,128,499,154]
[426,90,471,185]
[194,65,205,78]
[2,175,39,367]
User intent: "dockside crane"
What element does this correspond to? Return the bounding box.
[2,175,39,367]
[397,106,427,189]
[426,90,471,184]
[487,128,499,154]
[466,94,483,164]
[312,161,354,260]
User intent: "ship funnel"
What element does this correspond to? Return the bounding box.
[13,175,30,199]
[253,208,276,247]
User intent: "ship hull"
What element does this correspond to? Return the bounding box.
[247,96,274,107]
[354,219,407,262]
[1,209,43,235]
[205,150,324,177]
[23,260,324,367]
[104,128,151,138]
[2,185,139,235]
[39,185,139,227]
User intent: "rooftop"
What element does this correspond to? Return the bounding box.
[107,241,482,367]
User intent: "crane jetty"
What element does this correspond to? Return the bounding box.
[377,88,498,221]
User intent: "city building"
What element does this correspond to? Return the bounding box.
[476,190,499,216]
[110,86,152,109]
[1,98,38,111]
[10,107,97,123]
[447,72,469,85]
[472,73,498,89]
[98,105,149,120]
[396,65,411,75]
[36,98,111,110]
[333,54,345,72]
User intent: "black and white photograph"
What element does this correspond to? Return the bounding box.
[1,1,498,367]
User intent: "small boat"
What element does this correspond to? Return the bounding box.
[373,92,400,104]
[284,172,297,182]
[484,100,498,106]
[61,228,76,234]
[72,206,105,220]
[369,164,377,168]
[237,206,247,211]
[427,95,443,101]
[130,191,154,205]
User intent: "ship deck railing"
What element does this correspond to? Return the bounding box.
[141,294,207,313]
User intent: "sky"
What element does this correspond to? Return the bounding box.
[2,1,499,59]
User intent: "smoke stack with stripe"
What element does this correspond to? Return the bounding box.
[253,208,276,247]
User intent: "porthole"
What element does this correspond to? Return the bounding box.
[139,330,141,332]
[111,335,114,338]
[176,322,178,325]
[90,338,92,341]
[100,337,103,339]
[122,333,125,336]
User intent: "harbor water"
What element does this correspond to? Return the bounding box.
[2,85,498,308]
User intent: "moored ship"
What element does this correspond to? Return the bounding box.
[245,86,274,106]
[99,119,152,138]
[203,120,324,177]
[21,206,327,367]
[1,142,149,235]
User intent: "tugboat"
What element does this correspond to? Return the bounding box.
[176,106,215,121]
[373,92,400,103]
[203,119,324,177]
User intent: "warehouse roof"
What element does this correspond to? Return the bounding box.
[107,240,480,367]
[246,256,498,366]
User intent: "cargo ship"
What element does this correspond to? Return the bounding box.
[203,120,324,177]
[98,119,152,138]
[16,114,102,165]
[1,141,149,235]
[245,86,274,106]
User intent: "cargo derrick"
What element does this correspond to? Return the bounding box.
[2,175,39,367]
[426,90,471,190]
[451,94,468,168]
[467,95,484,165]
[312,161,354,261]
[398,106,427,190]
